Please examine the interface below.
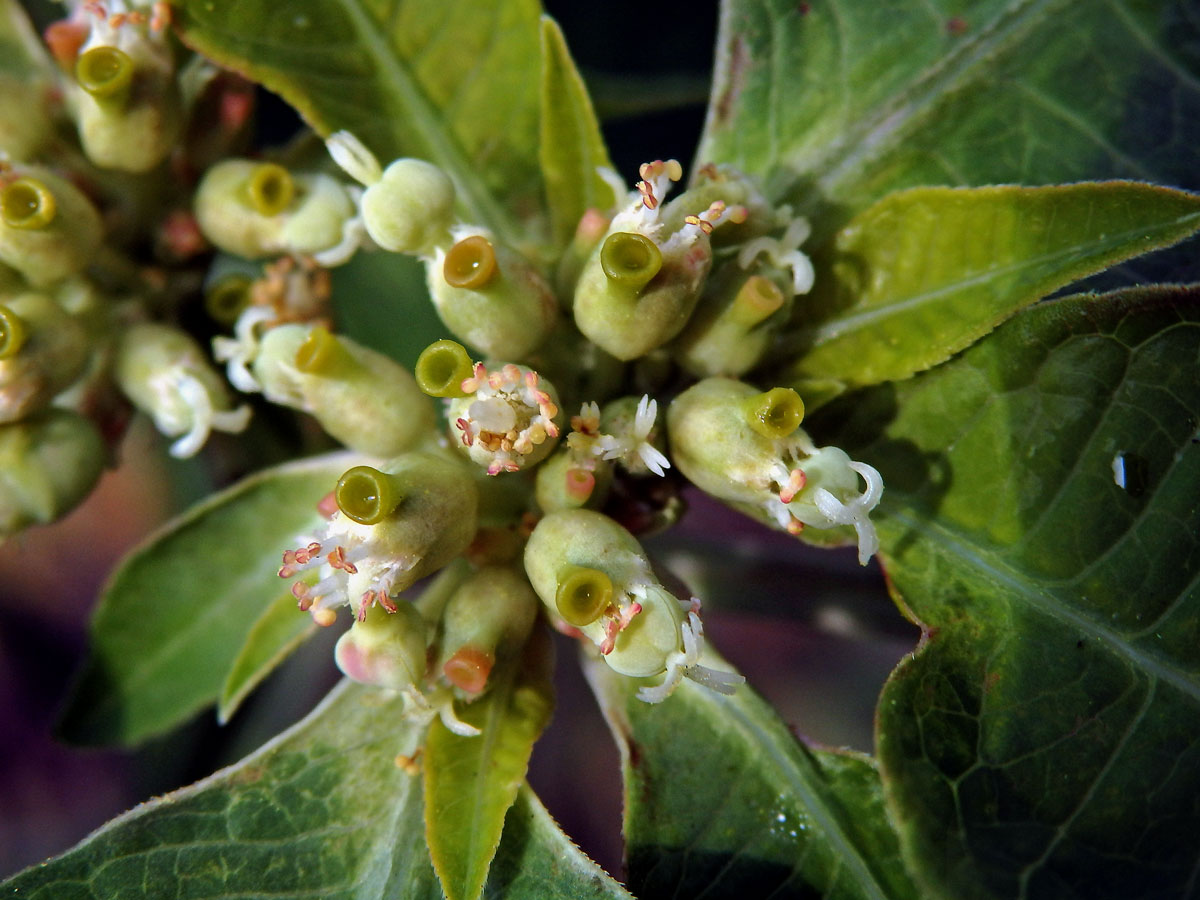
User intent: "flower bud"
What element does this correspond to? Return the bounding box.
[361,157,456,255]
[115,323,251,457]
[194,159,357,261]
[280,453,479,623]
[668,377,883,564]
[534,448,611,514]
[428,230,558,358]
[672,266,790,377]
[0,292,90,422]
[445,360,561,475]
[0,409,105,538]
[437,565,538,696]
[334,600,429,691]
[252,324,435,457]
[0,168,103,287]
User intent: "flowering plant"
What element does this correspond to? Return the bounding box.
[3,1,1199,898]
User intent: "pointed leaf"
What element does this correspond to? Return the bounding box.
[538,15,616,249]
[820,286,1200,898]
[426,629,555,900]
[59,453,356,746]
[172,0,544,239]
[781,183,1200,391]
[587,658,919,900]
[4,681,631,899]
[218,589,318,723]
[701,0,1200,228]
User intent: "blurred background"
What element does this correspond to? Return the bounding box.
[0,0,918,880]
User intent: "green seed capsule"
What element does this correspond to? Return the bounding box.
[741,387,804,440]
[335,465,403,525]
[555,565,613,626]
[0,293,90,423]
[443,235,497,289]
[75,46,134,101]
[600,232,662,292]
[359,157,456,255]
[1,178,56,230]
[0,168,102,286]
[334,601,429,691]
[414,339,474,398]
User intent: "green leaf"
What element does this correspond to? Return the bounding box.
[426,628,555,900]
[218,589,317,723]
[780,183,1200,391]
[538,15,616,250]
[171,0,544,240]
[59,453,355,746]
[4,681,631,899]
[701,0,1200,229]
[587,658,919,900]
[820,286,1200,898]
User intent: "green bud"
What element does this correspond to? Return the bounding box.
[534,448,611,514]
[0,292,90,423]
[428,230,558,358]
[0,169,102,287]
[115,323,250,458]
[361,157,456,255]
[437,565,538,696]
[0,75,55,160]
[0,409,106,538]
[554,208,610,300]
[253,324,435,458]
[673,267,790,377]
[334,601,429,691]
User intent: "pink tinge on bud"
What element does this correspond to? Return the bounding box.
[564,467,595,503]
[443,646,494,695]
[599,601,643,655]
[317,490,340,519]
[576,208,610,243]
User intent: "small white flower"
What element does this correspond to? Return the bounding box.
[738,216,815,295]
[212,304,276,393]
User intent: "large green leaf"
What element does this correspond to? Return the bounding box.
[59,453,355,746]
[587,658,920,900]
[820,287,1200,898]
[171,0,545,240]
[5,680,631,899]
[780,183,1200,391]
[425,629,555,900]
[701,0,1200,229]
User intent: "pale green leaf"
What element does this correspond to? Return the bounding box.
[5,681,631,899]
[172,0,545,240]
[59,453,356,746]
[218,589,317,723]
[820,286,1200,898]
[426,629,556,900]
[780,182,1200,391]
[587,657,919,900]
[538,15,617,249]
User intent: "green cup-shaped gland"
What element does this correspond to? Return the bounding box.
[0,169,102,287]
[667,377,802,510]
[534,448,612,514]
[414,338,474,398]
[74,41,182,173]
[361,157,456,255]
[204,274,252,326]
[253,324,435,457]
[673,265,790,377]
[573,227,713,361]
[0,293,90,423]
[334,600,429,691]
[429,231,558,358]
[555,565,613,627]
[0,409,106,538]
[194,159,297,259]
[335,465,404,525]
[438,566,538,696]
[0,75,55,160]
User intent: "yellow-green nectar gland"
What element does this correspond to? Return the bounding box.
[204,275,253,326]
[443,235,497,289]
[245,163,295,217]
[294,325,348,375]
[731,275,785,327]
[600,231,662,292]
[415,339,474,398]
[742,387,805,441]
[0,305,27,358]
[1,178,57,230]
[75,45,134,101]
[335,465,402,525]
[556,566,614,627]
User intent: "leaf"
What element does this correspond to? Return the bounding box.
[171,0,545,239]
[819,286,1200,898]
[538,15,616,249]
[59,453,356,747]
[701,0,1200,229]
[586,657,920,900]
[780,182,1200,391]
[4,680,631,899]
[426,628,555,900]
[218,589,317,723]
